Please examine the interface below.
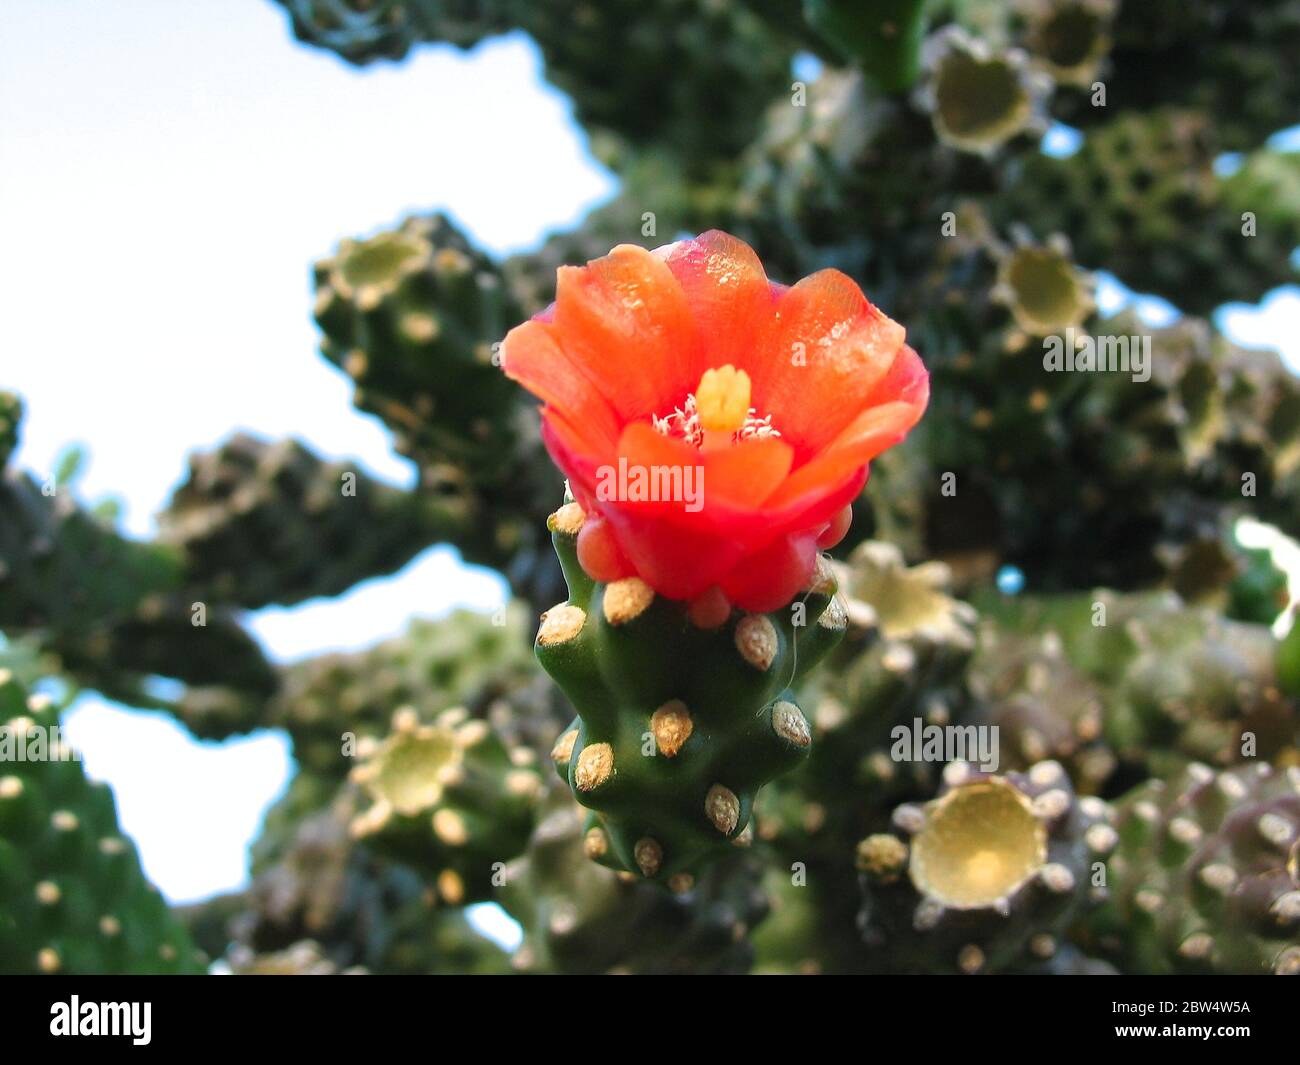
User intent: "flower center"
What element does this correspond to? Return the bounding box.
[653,365,779,450]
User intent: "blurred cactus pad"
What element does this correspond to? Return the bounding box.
[3,0,1299,976]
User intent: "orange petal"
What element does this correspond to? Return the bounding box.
[617,419,701,467]
[863,340,930,409]
[718,530,819,612]
[702,436,794,509]
[662,231,773,377]
[599,507,743,601]
[765,400,926,512]
[541,408,609,487]
[764,347,927,513]
[501,319,621,451]
[553,244,698,422]
[751,269,907,457]
[606,421,706,516]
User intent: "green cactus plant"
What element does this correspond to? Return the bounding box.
[9,0,1299,981]
[224,801,509,973]
[1223,538,1291,626]
[159,432,458,609]
[0,470,182,635]
[1001,110,1300,314]
[534,498,847,882]
[749,541,978,972]
[732,69,971,312]
[0,671,206,974]
[1085,762,1300,974]
[277,0,799,174]
[857,759,1117,973]
[0,462,280,732]
[313,212,570,607]
[274,0,508,65]
[264,603,563,775]
[1087,0,1300,151]
[898,288,1300,592]
[748,864,828,974]
[313,213,524,479]
[980,590,1300,779]
[805,541,979,806]
[967,625,1117,795]
[515,0,796,173]
[55,594,280,741]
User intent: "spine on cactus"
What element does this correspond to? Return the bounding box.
[498,231,929,880]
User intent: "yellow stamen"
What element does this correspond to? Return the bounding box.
[695,365,751,447]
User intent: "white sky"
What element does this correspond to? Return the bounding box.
[0,0,611,905]
[2,0,1297,907]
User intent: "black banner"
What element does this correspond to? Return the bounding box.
[0,975,1294,1052]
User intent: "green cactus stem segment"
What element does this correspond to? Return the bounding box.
[534,500,846,881]
[0,671,205,974]
[804,0,930,92]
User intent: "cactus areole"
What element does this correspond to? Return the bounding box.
[501,232,928,879]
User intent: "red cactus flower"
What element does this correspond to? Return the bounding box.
[501,231,928,612]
